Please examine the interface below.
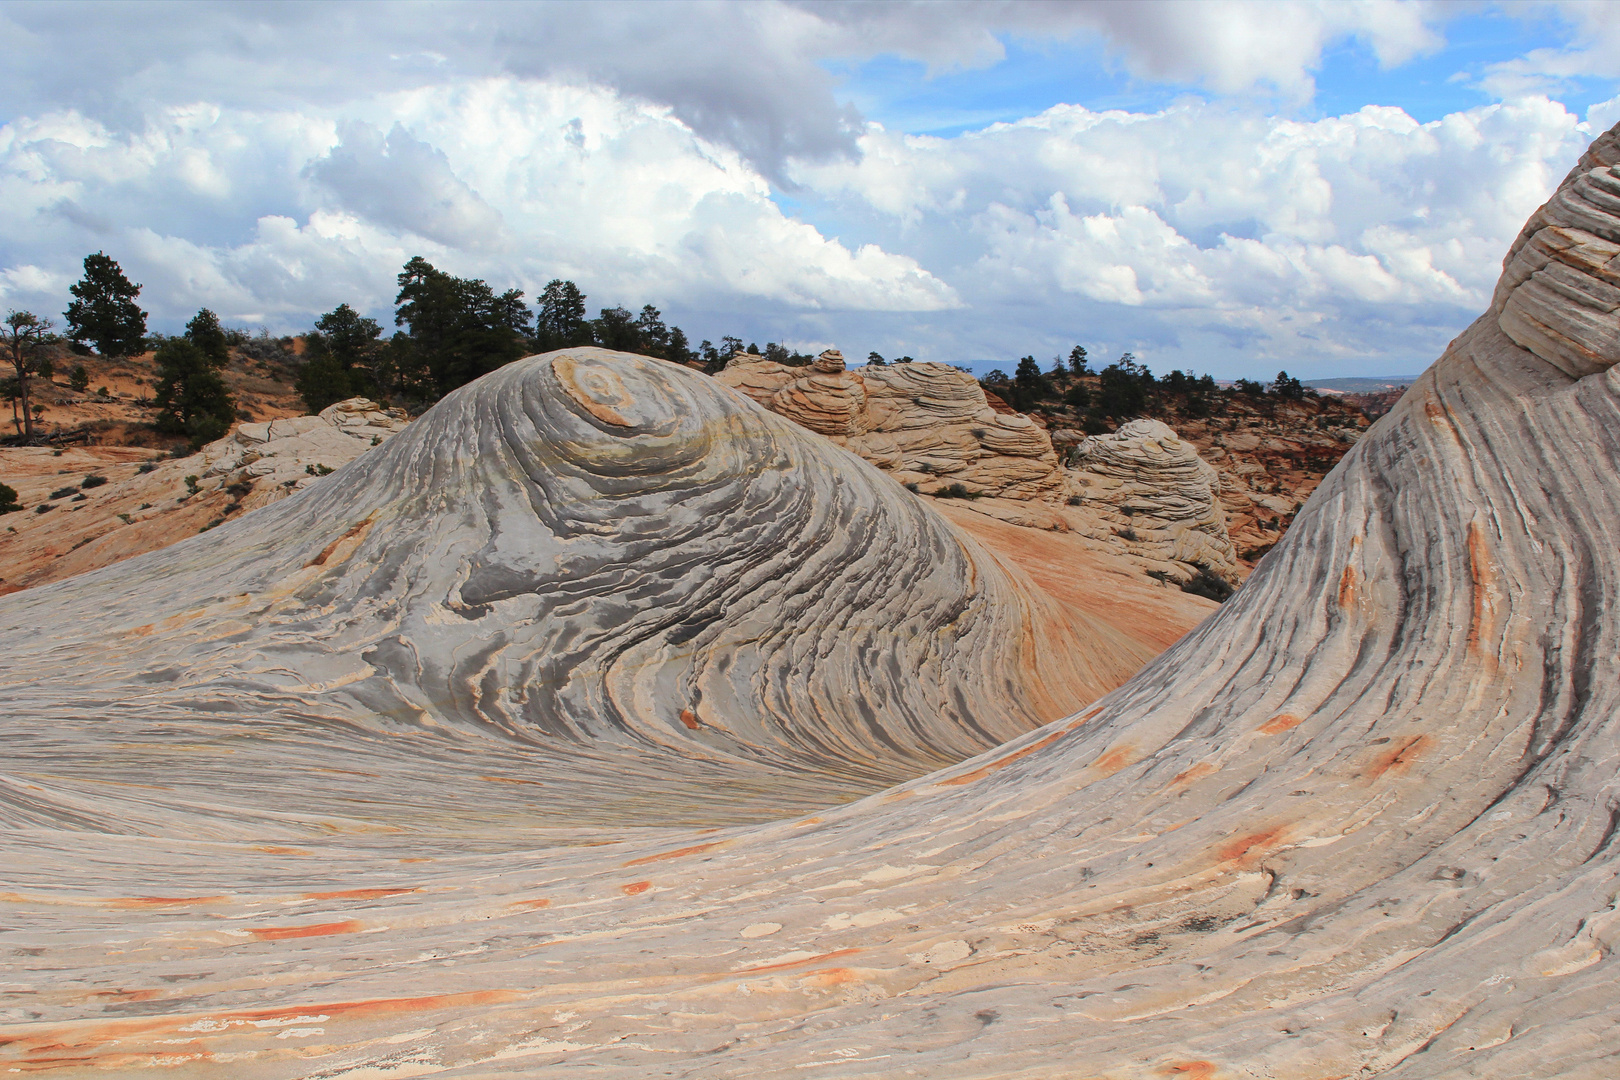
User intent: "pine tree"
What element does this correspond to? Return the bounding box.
[1068,345,1088,375]
[395,257,531,399]
[153,339,236,448]
[297,303,383,412]
[184,309,230,367]
[536,279,590,349]
[64,253,147,357]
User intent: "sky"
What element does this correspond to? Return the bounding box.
[1,1,1618,381]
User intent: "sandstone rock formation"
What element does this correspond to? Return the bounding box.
[1067,418,1240,584]
[0,398,405,593]
[718,351,1067,503]
[6,125,1620,1079]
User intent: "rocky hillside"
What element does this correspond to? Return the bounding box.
[1008,373,1371,567]
[4,336,308,449]
[0,398,407,594]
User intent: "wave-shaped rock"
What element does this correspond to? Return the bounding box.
[5,126,1620,1078]
[0,349,1104,839]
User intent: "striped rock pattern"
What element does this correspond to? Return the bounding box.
[1068,418,1241,584]
[718,353,1067,501]
[5,127,1620,1078]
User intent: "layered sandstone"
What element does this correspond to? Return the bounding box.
[718,350,1067,502]
[5,127,1620,1079]
[0,398,404,592]
[1066,418,1241,584]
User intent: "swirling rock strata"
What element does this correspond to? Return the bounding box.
[718,352,1067,501]
[0,349,1101,838]
[1067,418,1241,583]
[6,126,1620,1078]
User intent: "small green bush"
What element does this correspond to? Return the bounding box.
[80,474,108,489]
[49,486,77,500]
[0,483,21,514]
[1181,568,1235,603]
[935,483,981,500]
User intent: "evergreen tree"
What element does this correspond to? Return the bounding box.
[593,306,641,352]
[153,338,235,448]
[0,481,20,514]
[1272,370,1305,400]
[64,253,147,357]
[184,308,230,367]
[666,326,694,365]
[867,351,887,366]
[1068,345,1088,375]
[1094,361,1148,419]
[394,257,531,399]
[3,311,53,439]
[536,279,590,349]
[296,303,383,412]
[634,305,671,358]
[1010,355,1050,411]
[69,365,89,392]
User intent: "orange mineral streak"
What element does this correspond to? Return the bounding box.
[1338,564,1358,610]
[733,948,862,976]
[679,708,701,730]
[1466,519,1499,664]
[306,514,377,568]
[477,775,545,786]
[1366,734,1432,781]
[1092,745,1135,776]
[110,895,229,909]
[621,880,652,895]
[937,707,1100,788]
[2,991,527,1059]
[623,840,726,868]
[251,846,310,855]
[1216,826,1288,870]
[301,887,418,901]
[508,898,551,911]
[1257,713,1306,735]
[1171,762,1218,789]
[247,919,364,941]
[1161,1063,1219,1080]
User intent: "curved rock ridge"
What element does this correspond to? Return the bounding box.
[1067,418,1241,583]
[718,352,1067,500]
[0,348,1104,838]
[6,125,1620,1078]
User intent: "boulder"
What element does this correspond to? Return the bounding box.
[1067,418,1240,583]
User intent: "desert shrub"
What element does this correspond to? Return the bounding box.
[49,486,77,499]
[1180,568,1235,602]
[0,483,20,514]
[68,365,89,392]
[80,474,107,489]
[936,483,981,500]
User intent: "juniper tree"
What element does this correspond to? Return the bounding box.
[64,253,147,357]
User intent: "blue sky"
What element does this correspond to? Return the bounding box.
[1,1,1617,381]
